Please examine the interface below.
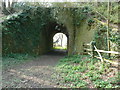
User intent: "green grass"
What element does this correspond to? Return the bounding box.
[54,55,119,88]
[53,46,67,50]
[2,53,35,70]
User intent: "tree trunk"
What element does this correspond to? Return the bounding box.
[2,0,6,12]
[94,0,98,7]
[8,0,10,8]
[107,0,111,57]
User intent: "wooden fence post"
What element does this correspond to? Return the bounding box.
[90,41,96,58]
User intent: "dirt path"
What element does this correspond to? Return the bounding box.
[2,50,67,88]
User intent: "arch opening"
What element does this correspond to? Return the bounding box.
[53,33,68,53]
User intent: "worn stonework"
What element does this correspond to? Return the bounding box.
[2,7,97,55]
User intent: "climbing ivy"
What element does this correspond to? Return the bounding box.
[94,24,108,51]
[52,6,92,27]
[2,7,54,55]
[1,5,97,55]
[94,23,119,56]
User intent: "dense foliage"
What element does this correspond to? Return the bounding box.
[1,2,119,56]
[2,5,94,55]
[2,7,54,55]
[54,55,119,88]
[94,24,108,50]
[1,2,119,88]
[94,2,119,24]
[2,53,35,70]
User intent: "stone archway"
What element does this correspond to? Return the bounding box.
[2,7,97,56]
[45,21,69,54]
[53,33,68,55]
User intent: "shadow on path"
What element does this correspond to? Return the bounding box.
[2,49,67,88]
[46,49,67,56]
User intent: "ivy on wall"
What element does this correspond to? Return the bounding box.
[3,4,118,56]
[2,7,54,55]
[1,5,97,55]
[52,6,93,27]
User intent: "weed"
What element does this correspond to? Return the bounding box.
[2,54,34,69]
[54,55,119,88]
[90,74,101,81]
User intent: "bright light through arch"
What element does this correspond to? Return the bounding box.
[53,33,67,50]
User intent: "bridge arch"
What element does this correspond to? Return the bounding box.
[2,7,96,56]
[45,21,69,54]
[53,33,68,50]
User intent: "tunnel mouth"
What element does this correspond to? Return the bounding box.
[53,33,67,50]
[52,33,68,55]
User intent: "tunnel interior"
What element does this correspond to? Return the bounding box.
[45,22,69,55]
[2,8,70,56]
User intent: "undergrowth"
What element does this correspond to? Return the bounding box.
[2,53,36,70]
[53,46,67,50]
[54,55,119,88]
